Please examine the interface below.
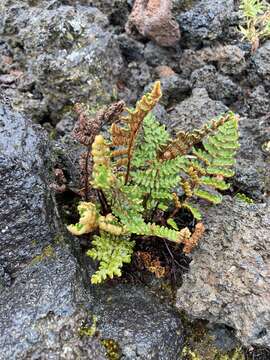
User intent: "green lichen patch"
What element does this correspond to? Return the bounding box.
[30,245,55,265]
[179,313,244,360]
[101,339,122,360]
[78,315,98,337]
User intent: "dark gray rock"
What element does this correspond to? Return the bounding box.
[233,114,270,201]
[89,0,130,28]
[119,61,153,104]
[56,113,76,136]
[177,0,235,46]
[117,33,145,63]
[92,284,185,360]
[243,86,270,119]
[207,324,239,352]
[144,75,191,107]
[0,104,55,272]
[176,197,270,348]
[191,65,241,105]
[166,87,228,133]
[1,1,124,123]
[179,49,206,78]
[0,104,106,359]
[144,42,182,71]
[251,40,270,87]
[179,45,246,79]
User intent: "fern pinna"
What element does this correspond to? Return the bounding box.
[67,82,240,284]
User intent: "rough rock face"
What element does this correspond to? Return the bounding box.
[0,104,106,359]
[126,0,181,47]
[176,198,270,348]
[0,1,124,123]
[179,44,246,78]
[178,0,235,46]
[92,284,184,359]
[252,40,270,87]
[190,65,241,105]
[166,87,228,132]
[233,114,270,201]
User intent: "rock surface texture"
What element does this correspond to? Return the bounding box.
[0,104,106,359]
[176,198,270,348]
[177,0,235,46]
[126,0,181,47]
[92,284,184,359]
[0,1,123,122]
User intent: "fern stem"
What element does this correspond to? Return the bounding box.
[84,146,91,200]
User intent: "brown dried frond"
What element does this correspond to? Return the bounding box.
[50,168,67,193]
[73,101,125,147]
[110,81,162,183]
[73,103,99,146]
[78,151,93,198]
[111,124,130,146]
[188,166,200,185]
[160,113,233,160]
[182,222,205,254]
[111,148,129,157]
[73,101,125,199]
[116,158,129,167]
[136,251,167,278]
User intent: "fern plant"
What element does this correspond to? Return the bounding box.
[239,0,270,51]
[67,82,240,284]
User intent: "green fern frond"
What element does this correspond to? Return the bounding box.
[206,166,235,178]
[131,112,182,208]
[87,232,135,284]
[239,0,270,49]
[201,176,230,190]
[182,203,202,220]
[126,219,184,243]
[193,188,223,204]
[68,82,240,284]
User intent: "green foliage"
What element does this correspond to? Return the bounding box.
[87,232,135,284]
[68,82,240,283]
[177,113,239,218]
[235,192,254,204]
[131,113,183,209]
[239,0,270,50]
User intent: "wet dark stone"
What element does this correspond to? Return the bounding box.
[92,284,185,360]
[0,104,106,359]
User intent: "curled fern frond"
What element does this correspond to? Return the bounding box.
[67,202,99,235]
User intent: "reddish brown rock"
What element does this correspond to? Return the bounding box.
[155,65,176,77]
[126,0,180,47]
